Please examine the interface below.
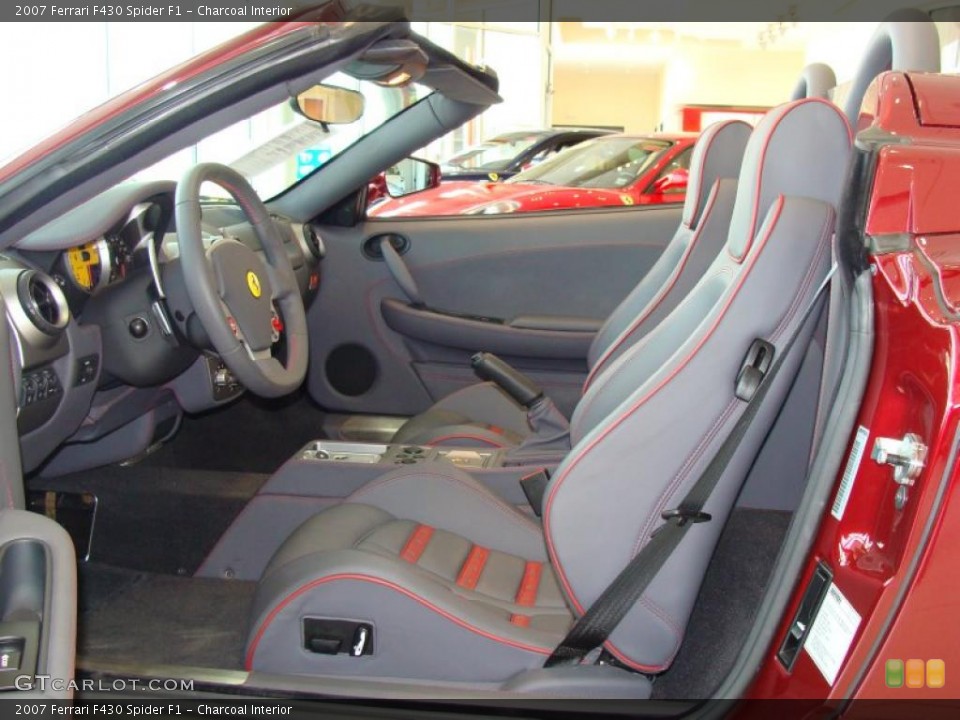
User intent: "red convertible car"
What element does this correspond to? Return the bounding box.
[369,133,696,217]
[0,2,956,714]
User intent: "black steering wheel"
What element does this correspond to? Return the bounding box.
[175,163,308,398]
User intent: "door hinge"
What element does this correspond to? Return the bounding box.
[871,433,927,511]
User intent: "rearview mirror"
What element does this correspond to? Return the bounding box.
[371,157,441,202]
[292,85,365,125]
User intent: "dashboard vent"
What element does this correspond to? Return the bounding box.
[17,270,69,336]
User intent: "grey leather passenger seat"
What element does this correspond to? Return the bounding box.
[392,118,753,449]
[246,98,853,685]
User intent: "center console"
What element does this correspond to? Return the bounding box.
[297,440,502,469]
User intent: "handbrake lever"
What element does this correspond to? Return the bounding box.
[471,352,544,408]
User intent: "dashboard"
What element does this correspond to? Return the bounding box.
[2,181,324,474]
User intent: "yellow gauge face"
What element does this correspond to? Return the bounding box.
[65,242,102,292]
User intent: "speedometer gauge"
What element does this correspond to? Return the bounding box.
[64,239,111,293]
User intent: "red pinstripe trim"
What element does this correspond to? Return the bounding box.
[456,545,490,590]
[426,434,505,448]
[736,97,853,262]
[584,179,724,392]
[244,573,552,669]
[543,189,802,674]
[399,524,434,564]
[683,119,750,230]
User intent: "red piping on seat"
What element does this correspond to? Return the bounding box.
[542,193,794,674]
[732,97,853,263]
[584,180,723,393]
[245,573,552,669]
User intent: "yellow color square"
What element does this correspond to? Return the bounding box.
[906,659,925,688]
[926,659,945,689]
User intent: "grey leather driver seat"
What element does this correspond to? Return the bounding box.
[246,99,853,685]
[391,118,753,449]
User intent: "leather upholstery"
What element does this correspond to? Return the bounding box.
[394,119,753,449]
[248,99,853,682]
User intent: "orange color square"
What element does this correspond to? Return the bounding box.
[906,658,925,688]
[926,659,946,689]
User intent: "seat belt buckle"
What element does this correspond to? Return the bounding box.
[519,468,551,517]
[660,508,712,527]
[735,339,775,402]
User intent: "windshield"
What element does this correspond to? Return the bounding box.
[510,136,672,189]
[443,133,547,172]
[132,72,431,200]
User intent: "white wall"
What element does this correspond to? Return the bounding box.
[0,22,256,165]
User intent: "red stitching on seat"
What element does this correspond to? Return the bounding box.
[399,524,434,564]
[510,561,543,627]
[245,573,552,669]
[456,545,490,590]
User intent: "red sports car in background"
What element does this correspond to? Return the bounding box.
[369,133,696,217]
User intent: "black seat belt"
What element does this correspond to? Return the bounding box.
[545,263,837,668]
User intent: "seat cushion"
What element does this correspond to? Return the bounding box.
[247,501,572,681]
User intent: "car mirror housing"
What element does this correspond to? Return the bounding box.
[292,84,365,125]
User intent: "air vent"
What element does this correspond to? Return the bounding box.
[16,270,69,336]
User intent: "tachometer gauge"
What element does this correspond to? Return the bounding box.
[64,239,111,293]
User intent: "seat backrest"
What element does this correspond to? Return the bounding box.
[585,120,752,390]
[544,98,853,673]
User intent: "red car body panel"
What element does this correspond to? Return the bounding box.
[747,72,960,704]
[368,136,696,217]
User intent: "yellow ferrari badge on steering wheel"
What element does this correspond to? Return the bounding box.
[246,271,262,298]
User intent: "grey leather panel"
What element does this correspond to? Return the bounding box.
[546,198,839,671]
[508,316,603,333]
[587,178,740,385]
[726,100,852,261]
[381,299,595,360]
[681,120,753,230]
[309,207,682,415]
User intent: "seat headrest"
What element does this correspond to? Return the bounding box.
[727,98,853,262]
[790,63,837,101]
[681,119,752,230]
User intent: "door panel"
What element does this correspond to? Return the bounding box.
[308,206,681,415]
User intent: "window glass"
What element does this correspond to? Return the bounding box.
[650,146,694,194]
[511,136,672,189]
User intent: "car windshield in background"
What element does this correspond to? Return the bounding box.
[131,72,431,200]
[443,132,547,171]
[511,137,671,189]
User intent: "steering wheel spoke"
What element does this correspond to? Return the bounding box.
[176,163,308,398]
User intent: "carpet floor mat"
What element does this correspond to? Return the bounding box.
[78,563,255,671]
[651,508,793,699]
